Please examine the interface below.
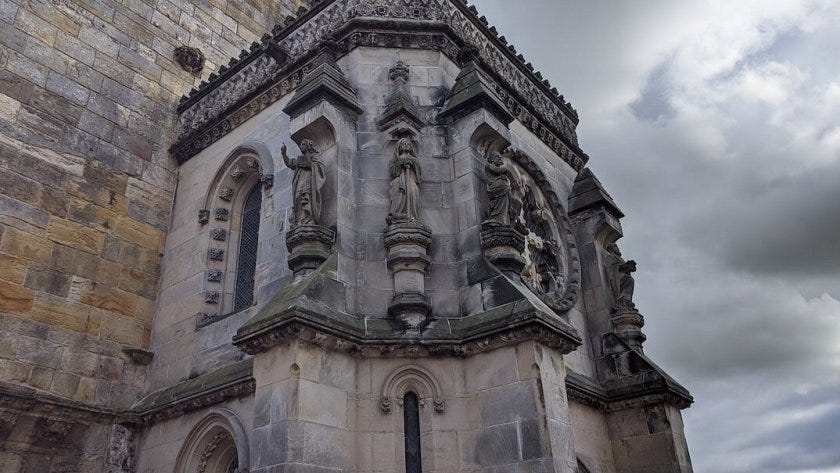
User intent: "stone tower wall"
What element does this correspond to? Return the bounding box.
[0,0,307,409]
[0,8,310,473]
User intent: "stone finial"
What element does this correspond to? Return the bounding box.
[389,61,410,83]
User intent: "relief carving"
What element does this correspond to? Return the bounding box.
[174,46,205,74]
[282,140,325,226]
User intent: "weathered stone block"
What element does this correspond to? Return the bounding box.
[0,279,34,313]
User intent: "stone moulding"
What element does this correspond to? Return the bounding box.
[129,360,256,427]
[285,224,336,273]
[564,369,693,412]
[169,0,588,170]
[379,364,446,414]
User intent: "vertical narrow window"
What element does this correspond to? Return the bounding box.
[403,391,422,473]
[233,185,261,311]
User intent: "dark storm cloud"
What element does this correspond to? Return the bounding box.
[684,165,840,277]
[474,1,840,472]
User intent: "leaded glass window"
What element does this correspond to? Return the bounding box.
[233,185,261,311]
[403,391,422,473]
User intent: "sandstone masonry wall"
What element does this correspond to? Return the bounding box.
[0,0,306,408]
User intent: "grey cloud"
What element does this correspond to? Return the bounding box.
[630,58,677,124]
[473,1,840,472]
[681,165,840,277]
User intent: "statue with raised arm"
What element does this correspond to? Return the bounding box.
[483,149,522,227]
[281,139,326,226]
[387,138,422,224]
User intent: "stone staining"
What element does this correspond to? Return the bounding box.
[385,136,432,329]
[282,140,335,274]
[174,45,205,75]
[606,243,646,350]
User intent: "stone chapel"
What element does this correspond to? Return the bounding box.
[0,1,693,472]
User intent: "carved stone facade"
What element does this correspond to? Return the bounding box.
[0,1,692,472]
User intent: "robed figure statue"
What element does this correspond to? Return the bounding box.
[483,150,522,227]
[606,243,638,313]
[387,138,422,224]
[281,139,326,226]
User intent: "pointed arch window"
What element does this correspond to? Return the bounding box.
[403,391,422,473]
[233,184,262,311]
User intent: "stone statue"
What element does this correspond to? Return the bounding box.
[483,150,522,227]
[281,139,325,226]
[387,138,422,224]
[607,243,637,312]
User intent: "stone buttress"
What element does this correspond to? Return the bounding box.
[130,2,694,473]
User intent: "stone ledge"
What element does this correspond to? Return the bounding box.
[129,359,255,426]
[233,255,582,357]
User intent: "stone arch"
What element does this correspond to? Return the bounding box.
[468,123,582,313]
[379,364,445,414]
[174,409,250,473]
[199,145,275,322]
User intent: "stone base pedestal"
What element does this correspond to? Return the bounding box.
[611,310,646,351]
[385,221,432,327]
[480,223,526,274]
[286,224,335,274]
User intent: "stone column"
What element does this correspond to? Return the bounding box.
[385,221,432,328]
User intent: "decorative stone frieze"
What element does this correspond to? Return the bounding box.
[170,0,588,169]
[214,208,229,221]
[105,424,136,473]
[198,209,210,224]
[206,269,223,282]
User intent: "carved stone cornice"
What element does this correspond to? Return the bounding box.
[170,0,588,170]
[564,370,694,412]
[384,222,432,250]
[129,360,256,427]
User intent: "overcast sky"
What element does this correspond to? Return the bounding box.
[474,1,840,471]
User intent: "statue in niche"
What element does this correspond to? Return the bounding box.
[607,243,638,312]
[281,140,325,226]
[483,149,523,228]
[387,137,422,224]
